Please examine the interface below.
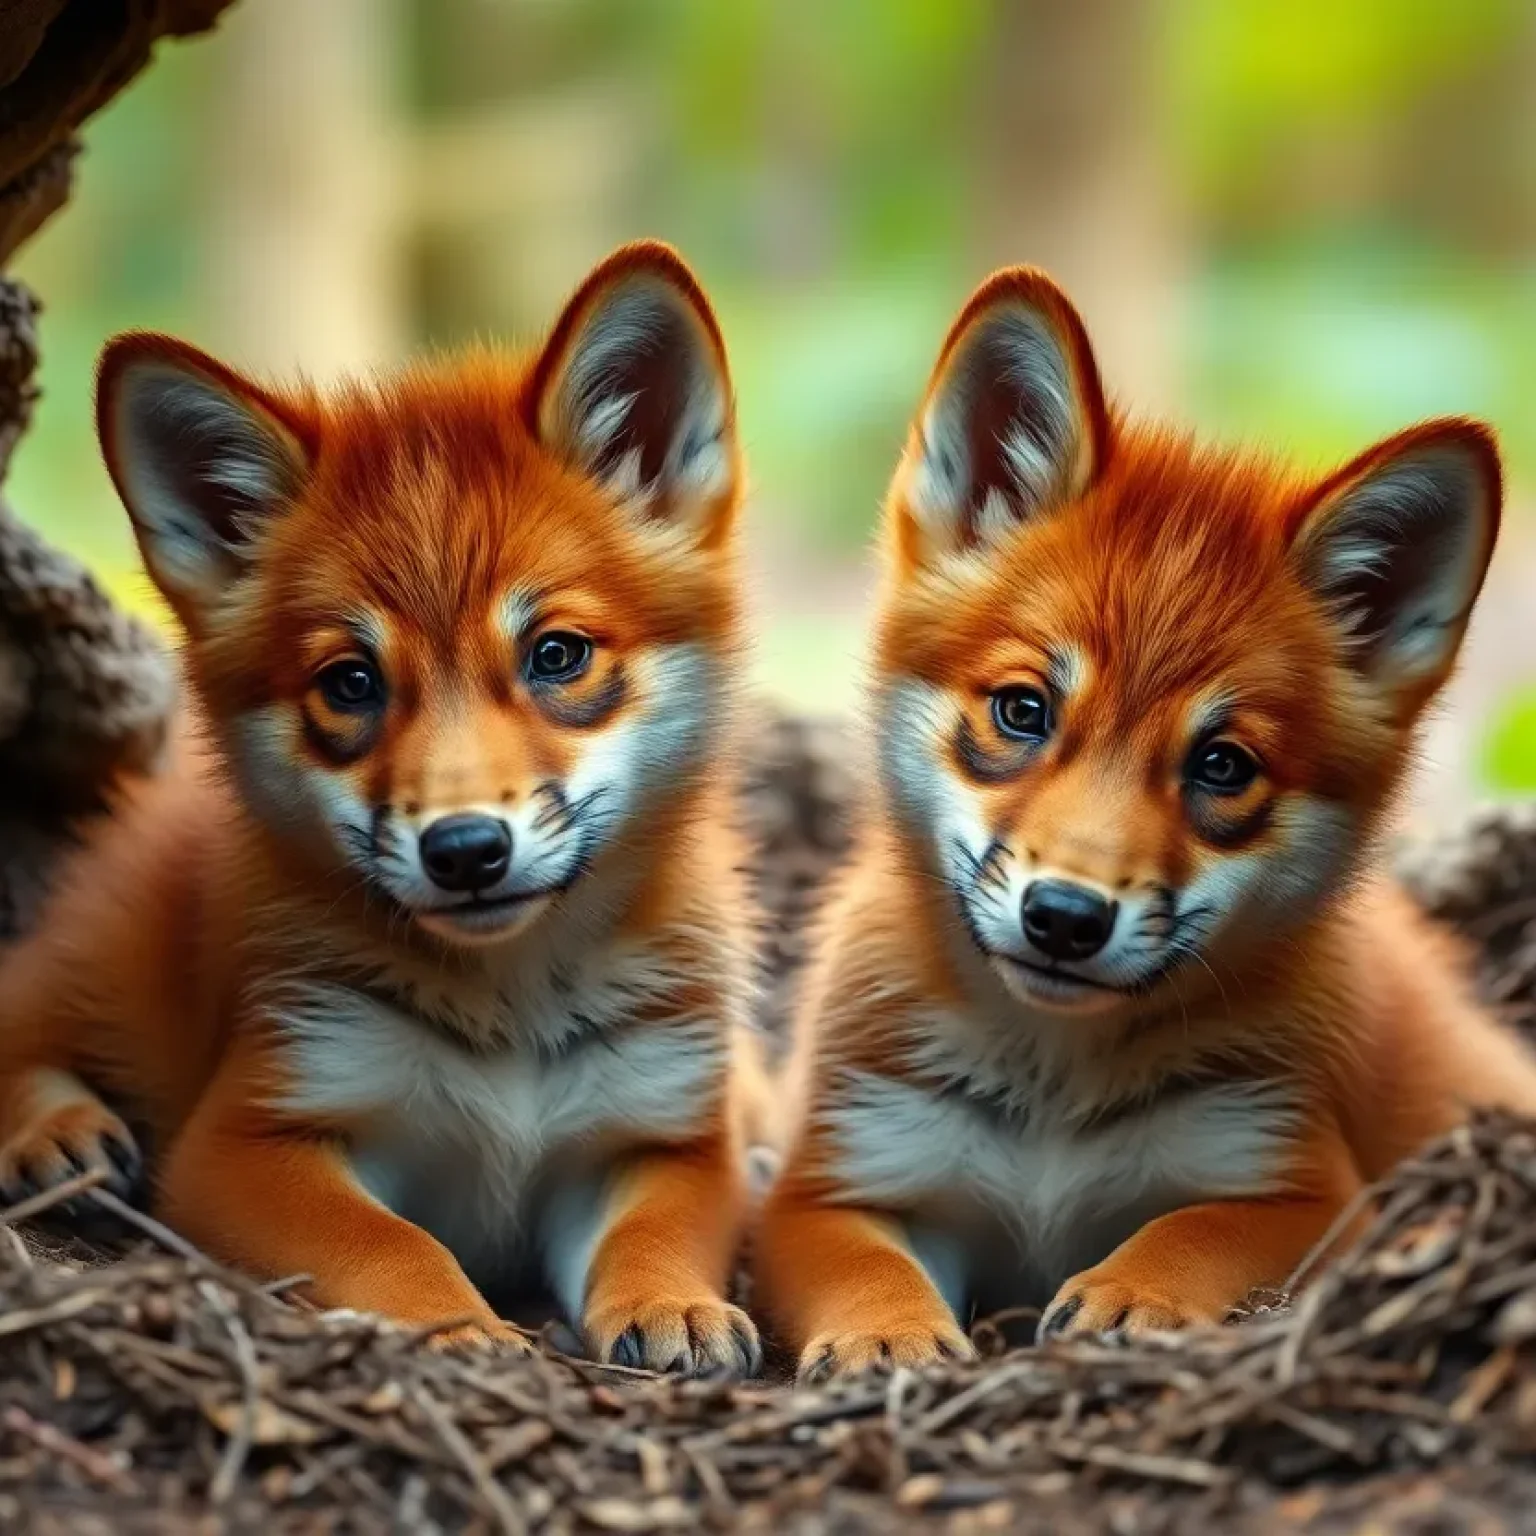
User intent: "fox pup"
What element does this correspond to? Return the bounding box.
[0,242,764,1373]
[755,265,1536,1379]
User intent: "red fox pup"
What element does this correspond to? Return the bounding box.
[0,241,763,1373]
[756,265,1536,1379]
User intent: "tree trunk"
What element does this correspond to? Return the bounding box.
[199,0,404,377]
[968,0,1187,408]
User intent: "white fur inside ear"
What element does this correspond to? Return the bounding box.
[543,278,732,524]
[1300,446,1493,687]
[111,363,303,602]
[908,305,1084,549]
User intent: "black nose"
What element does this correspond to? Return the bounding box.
[419,814,512,893]
[1021,879,1116,962]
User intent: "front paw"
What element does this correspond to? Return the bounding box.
[1038,1269,1219,1342]
[0,1099,141,1213]
[798,1320,974,1383]
[585,1295,761,1378]
[425,1318,537,1356]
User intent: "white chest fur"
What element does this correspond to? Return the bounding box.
[271,975,723,1292]
[822,1066,1299,1310]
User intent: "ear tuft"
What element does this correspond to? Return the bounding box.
[531,242,737,534]
[97,336,311,616]
[1290,420,1501,703]
[899,267,1107,560]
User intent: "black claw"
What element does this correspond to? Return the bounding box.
[5,1174,40,1206]
[803,1346,835,1386]
[104,1134,143,1183]
[730,1315,763,1377]
[611,1325,645,1370]
[1107,1306,1131,1334]
[1039,1294,1083,1341]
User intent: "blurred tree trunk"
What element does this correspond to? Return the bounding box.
[968,0,1187,408]
[405,0,649,347]
[200,0,404,377]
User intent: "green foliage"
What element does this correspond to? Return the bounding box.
[6,0,1535,740]
[1170,0,1523,201]
[7,33,213,585]
[1484,691,1536,794]
[1192,235,1536,483]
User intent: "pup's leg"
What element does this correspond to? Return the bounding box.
[573,1138,760,1376]
[0,1066,138,1208]
[756,1191,973,1381]
[159,1056,522,1351]
[0,942,141,1212]
[1041,1124,1362,1340]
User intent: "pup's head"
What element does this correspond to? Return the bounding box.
[98,241,743,948]
[876,267,1500,1017]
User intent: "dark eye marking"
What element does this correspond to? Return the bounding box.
[1185,794,1273,850]
[302,704,381,767]
[303,656,386,765]
[954,684,1055,783]
[533,665,626,729]
[1181,736,1269,847]
[956,715,1031,783]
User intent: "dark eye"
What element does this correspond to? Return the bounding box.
[317,659,384,711]
[1187,741,1259,794]
[527,631,592,683]
[991,686,1052,743]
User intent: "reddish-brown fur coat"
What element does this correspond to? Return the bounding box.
[0,243,765,1373]
[756,266,1536,1379]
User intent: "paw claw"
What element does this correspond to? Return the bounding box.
[797,1322,973,1383]
[104,1133,143,1182]
[0,1098,141,1213]
[589,1297,761,1378]
[802,1346,837,1386]
[1039,1294,1083,1340]
[427,1319,535,1356]
[611,1324,646,1371]
[1039,1272,1210,1342]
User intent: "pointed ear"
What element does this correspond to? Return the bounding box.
[528,241,739,540]
[1289,419,1501,708]
[893,266,1108,563]
[96,335,314,624]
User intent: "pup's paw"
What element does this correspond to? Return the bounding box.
[0,1097,140,1212]
[586,1295,761,1377]
[1038,1270,1219,1342]
[425,1318,536,1356]
[798,1321,974,1383]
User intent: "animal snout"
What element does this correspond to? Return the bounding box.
[419,814,512,893]
[1021,879,1116,962]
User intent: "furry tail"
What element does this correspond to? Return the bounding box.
[731,1023,786,1198]
[733,708,859,1196]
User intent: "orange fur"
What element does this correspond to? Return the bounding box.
[756,265,1536,1379]
[0,242,762,1372]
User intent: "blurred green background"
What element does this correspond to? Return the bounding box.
[10,0,1536,814]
